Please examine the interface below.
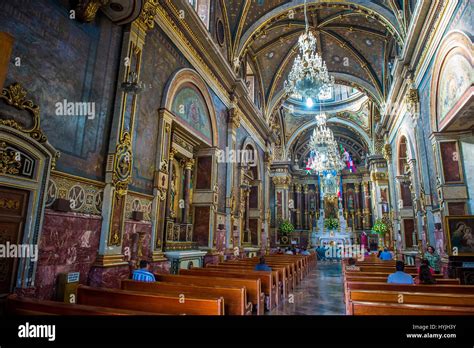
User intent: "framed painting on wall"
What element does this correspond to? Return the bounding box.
[445,215,474,256]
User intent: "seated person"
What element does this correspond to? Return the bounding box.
[345,257,360,271]
[415,264,436,284]
[418,259,434,275]
[276,247,284,255]
[300,248,310,256]
[379,248,393,261]
[132,260,155,282]
[254,257,272,271]
[387,261,414,284]
[285,248,294,255]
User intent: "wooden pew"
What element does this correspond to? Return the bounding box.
[77,285,224,315]
[207,263,289,300]
[121,279,252,315]
[352,266,418,273]
[220,260,293,294]
[265,256,307,279]
[345,276,460,285]
[347,289,474,314]
[154,273,265,315]
[180,268,278,310]
[344,282,474,307]
[351,301,474,315]
[344,271,444,279]
[5,294,160,316]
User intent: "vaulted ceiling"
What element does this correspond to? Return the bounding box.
[223,0,411,114]
[220,0,416,161]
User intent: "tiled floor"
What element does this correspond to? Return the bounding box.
[268,260,345,315]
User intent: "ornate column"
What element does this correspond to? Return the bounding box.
[272,175,291,222]
[166,147,178,221]
[151,109,172,261]
[354,183,361,230]
[182,158,194,224]
[225,97,240,249]
[303,184,309,230]
[93,4,159,275]
[362,181,371,229]
[295,184,302,229]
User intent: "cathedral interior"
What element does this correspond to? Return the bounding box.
[0,0,473,322]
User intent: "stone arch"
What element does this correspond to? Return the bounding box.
[162,68,218,147]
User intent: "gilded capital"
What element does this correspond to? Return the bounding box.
[383,143,392,162]
[169,147,178,161]
[76,0,109,22]
[135,0,159,32]
[184,158,195,171]
[272,176,291,187]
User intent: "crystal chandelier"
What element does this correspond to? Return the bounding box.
[284,0,334,106]
[306,113,345,173]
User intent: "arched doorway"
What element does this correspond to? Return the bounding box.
[0,83,58,294]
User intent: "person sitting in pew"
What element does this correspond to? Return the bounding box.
[418,259,434,275]
[285,248,294,255]
[379,248,393,261]
[416,264,436,285]
[254,257,272,272]
[346,258,360,271]
[132,260,156,282]
[300,248,310,256]
[387,261,414,285]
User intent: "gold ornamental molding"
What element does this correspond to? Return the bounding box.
[135,0,159,32]
[112,131,133,196]
[0,141,21,175]
[76,0,110,22]
[382,143,392,162]
[0,83,47,143]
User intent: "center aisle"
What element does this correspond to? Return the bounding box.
[268,260,345,315]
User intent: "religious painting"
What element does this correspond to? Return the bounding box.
[438,54,472,123]
[446,216,474,256]
[439,141,463,183]
[171,85,212,142]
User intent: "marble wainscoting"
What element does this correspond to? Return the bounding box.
[88,264,130,289]
[33,210,102,300]
[268,261,345,315]
[122,220,152,266]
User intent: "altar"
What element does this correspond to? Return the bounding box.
[310,170,353,249]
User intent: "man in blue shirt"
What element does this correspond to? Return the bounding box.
[254,257,272,271]
[387,261,414,284]
[379,248,393,261]
[132,260,156,282]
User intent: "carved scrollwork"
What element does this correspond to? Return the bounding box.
[0,83,47,143]
[136,0,159,31]
[0,142,21,175]
[76,0,110,22]
[113,131,133,196]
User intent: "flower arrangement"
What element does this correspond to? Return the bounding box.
[372,219,388,234]
[324,217,339,230]
[279,220,295,235]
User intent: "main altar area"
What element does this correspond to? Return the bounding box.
[312,170,353,248]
